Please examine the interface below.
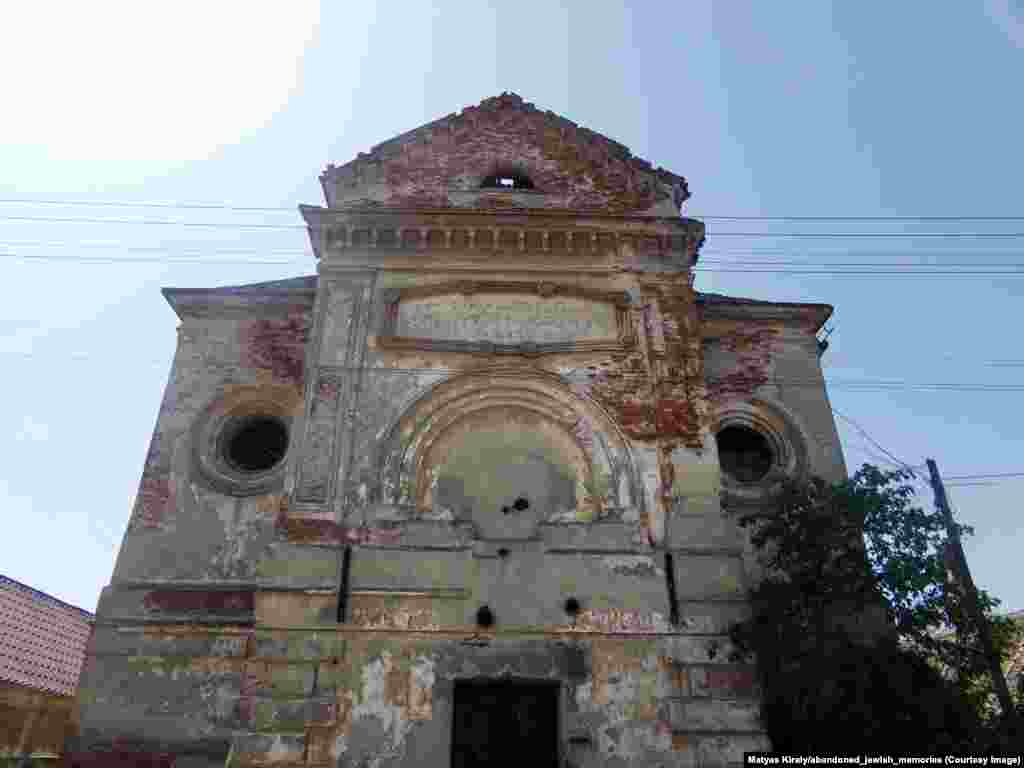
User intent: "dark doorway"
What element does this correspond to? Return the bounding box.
[451,680,559,768]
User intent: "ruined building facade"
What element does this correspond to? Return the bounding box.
[73,94,846,766]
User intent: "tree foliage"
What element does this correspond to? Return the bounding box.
[728,463,1023,751]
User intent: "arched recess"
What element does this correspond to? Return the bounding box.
[373,367,643,534]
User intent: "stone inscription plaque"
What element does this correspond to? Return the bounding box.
[395,293,615,344]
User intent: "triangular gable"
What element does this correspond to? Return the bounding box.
[320,93,689,216]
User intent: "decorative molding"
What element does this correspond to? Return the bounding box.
[377,280,635,357]
[190,386,301,498]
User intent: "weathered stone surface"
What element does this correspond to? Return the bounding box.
[666,697,762,731]
[76,94,863,765]
[671,554,747,600]
[690,665,760,698]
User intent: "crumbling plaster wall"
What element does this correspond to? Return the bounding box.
[319,92,687,216]
[63,87,865,763]
[75,250,813,764]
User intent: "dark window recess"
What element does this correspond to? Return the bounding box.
[481,169,535,190]
[563,597,581,617]
[665,552,679,627]
[452,681,559,768]
[336,546,352,623]
[224,416,288,473]
[716,425,773,483]
[476,605,495,628]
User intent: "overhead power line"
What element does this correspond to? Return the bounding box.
[942,471,1024,481]
[0,198,300,212]
[7,241,1024,269]
[3,198,1023,223]
[705,232,1024,239]
[831,407,916,474]
[4,351,1023,392]
[0,215,309,230]
[3,250,1024,276]
[695,215,1024,222]
[5,213,1024,240]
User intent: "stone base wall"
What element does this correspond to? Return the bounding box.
[71,615,767,768]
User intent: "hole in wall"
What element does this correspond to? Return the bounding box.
[497,548,510,559]
[716,425,773,483]
[564,597,581,617]
[223,415,289,473]
[512,497,530,511]
[481,168,535,190]
[476,605,495,628]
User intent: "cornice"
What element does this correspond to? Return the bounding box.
[300,205,705,269]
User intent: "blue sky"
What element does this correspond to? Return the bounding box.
[1,1,1022,614]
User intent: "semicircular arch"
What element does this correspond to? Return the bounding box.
[374,366,643,525]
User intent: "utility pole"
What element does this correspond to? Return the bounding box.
[926,458,1015,718]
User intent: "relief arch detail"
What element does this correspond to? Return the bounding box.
[373,367,644,536]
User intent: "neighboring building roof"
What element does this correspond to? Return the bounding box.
[0,575,93,697]
[317,92,690,216]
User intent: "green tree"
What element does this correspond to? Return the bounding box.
[728,464,1022,751]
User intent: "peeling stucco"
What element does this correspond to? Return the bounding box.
[73,94,853,767]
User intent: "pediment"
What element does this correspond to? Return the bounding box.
[320,93,689,216]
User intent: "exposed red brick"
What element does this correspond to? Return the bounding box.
[63,750,176,768]
[277,517,401,547]
[136,474,174,529]
[322,93,688,215]
[701,666,759,697]
[240,308,311,385]
[143,590,254,615]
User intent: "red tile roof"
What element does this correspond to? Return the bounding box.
[0,575,93,697]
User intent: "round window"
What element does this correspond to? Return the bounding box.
[716,425,774,483]
[222,415,289,474]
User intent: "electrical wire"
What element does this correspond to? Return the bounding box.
[3,198,1023,222]
[831,407,917,474]
[5,212,1024,239]
[942,471,1024,481]
[0,198,300,212]
[0,215,309,230]
[3,350,1022,393]
[5,251,1024,276]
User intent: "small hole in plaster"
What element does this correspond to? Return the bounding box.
[512,497,530,511]
[476,605,495,628]
[501,506,511,515]
[564,597,581,616]
[497,548,510,559]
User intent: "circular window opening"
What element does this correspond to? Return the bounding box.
[717,425,773,483]
[223,416,289,473]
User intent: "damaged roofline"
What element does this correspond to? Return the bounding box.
[162,278,318,320]
[698,297,833,334]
